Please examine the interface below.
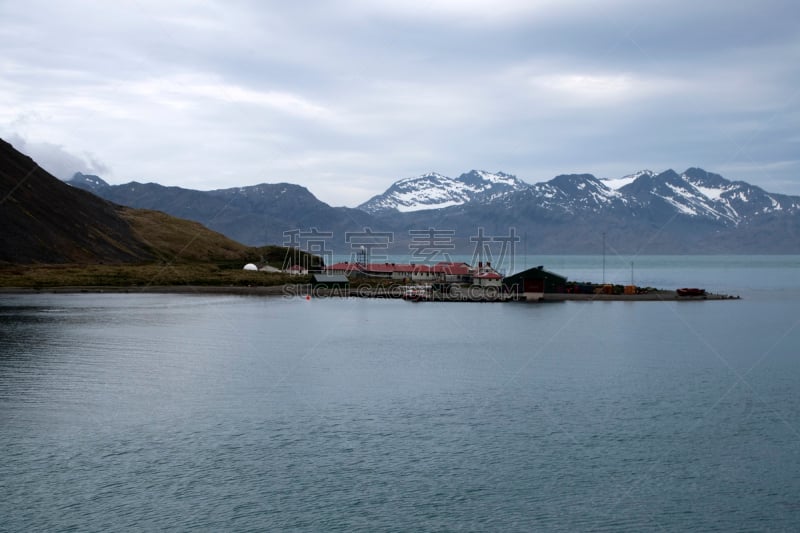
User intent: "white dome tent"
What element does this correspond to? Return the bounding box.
[242,263,258,271]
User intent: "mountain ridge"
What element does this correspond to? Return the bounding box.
[69,174,375,247]
[67,166,800,254]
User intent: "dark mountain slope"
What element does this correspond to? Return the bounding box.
[0,139,154,263]
[1,139,264,264]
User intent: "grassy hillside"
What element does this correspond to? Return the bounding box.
[0,263,307,288]
[118,207,253,263]
[0,203,322,287]
[1,138,322,287]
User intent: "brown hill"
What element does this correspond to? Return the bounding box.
[0,138,254,264]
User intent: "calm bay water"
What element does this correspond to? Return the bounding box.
[2,256,800,531]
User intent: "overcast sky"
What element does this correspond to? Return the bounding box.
[2,0,799,206]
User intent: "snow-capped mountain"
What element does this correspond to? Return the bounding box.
[618,168,800,225]
[528,174,630,214]
[364,167,799,226]
[680,167,800,221]
[354,167,800,252]
[358,170,529,214]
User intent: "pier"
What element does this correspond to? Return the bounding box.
[302,285,740,302]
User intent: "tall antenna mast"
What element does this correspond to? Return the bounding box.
[602,232,606,284]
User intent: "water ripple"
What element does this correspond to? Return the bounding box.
[1,291,800,531]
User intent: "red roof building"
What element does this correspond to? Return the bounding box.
[285,264,308,275]
[324,261,500,284]
[473,271,503,287]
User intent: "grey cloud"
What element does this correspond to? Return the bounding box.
[6,135,110,180]
[1,0,799,204]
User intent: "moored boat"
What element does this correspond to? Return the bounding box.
[402,286,431,302]
[676,287,706,297]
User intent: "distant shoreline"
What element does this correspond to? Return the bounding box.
[0,285,289,296]
[0,285,741,301]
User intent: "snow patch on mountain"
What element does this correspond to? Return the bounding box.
[662,182,706,216]
[358,170,529,213]
[68,172,110,192]
[602,170,654,190]
[693,184,724,201]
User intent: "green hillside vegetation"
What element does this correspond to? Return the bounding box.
[119,207,322,265]
[1,138,321,288]
[0,206,321,287]
[0,263,306,289]
[119,207,252,263]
